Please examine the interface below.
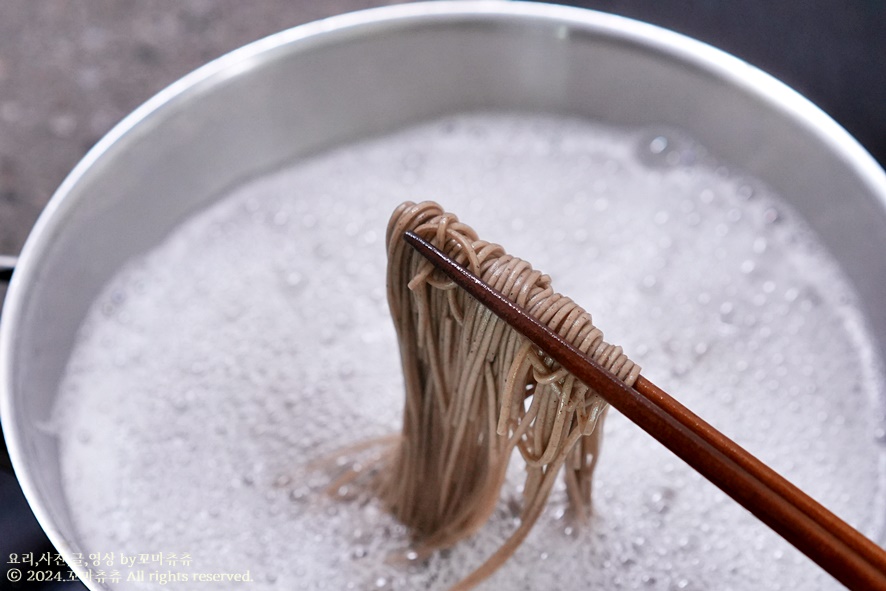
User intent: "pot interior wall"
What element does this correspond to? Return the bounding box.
[5,4,886,573]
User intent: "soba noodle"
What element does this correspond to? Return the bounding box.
[379,201,640,590]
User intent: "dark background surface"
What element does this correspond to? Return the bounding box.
[1,1,883,589]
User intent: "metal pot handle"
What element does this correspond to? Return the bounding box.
[1,255,18,472]
[0,255,14,282]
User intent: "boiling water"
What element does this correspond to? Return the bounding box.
[56,113,885,590]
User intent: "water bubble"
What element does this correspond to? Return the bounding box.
[670,363,689,378]
[648,487,676,514]
[666,151,681,166]
[649,136,668,154]
[272,211,290,226]
[289,487,308,503]
[402,151,423,170]
[719,301,735,323]
[243,197,260,213]
[763,207,781,224]
[638,133,693,168]
[300,213,317,228]
[284,270,305,288]
[639,274,659,292]
[737,184,754,200]
[351,546,368,559]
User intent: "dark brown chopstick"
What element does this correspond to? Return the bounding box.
[403,230,886,591]
[634,375,886,575]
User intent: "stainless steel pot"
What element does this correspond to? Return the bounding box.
[2,2,886,588]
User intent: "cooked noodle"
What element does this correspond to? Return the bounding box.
[380,201,640,589]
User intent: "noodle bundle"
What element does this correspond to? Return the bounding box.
[381,201,640,589]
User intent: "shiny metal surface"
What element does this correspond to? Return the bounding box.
[2,2,885,588]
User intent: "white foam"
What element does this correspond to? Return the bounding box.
[56,113,885,590]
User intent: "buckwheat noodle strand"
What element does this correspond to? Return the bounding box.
[381,201,640,590]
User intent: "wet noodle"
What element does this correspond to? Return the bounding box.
[381,201,640,589]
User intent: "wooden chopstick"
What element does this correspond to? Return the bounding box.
[634,375,886,575]
[403,230,886,591]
